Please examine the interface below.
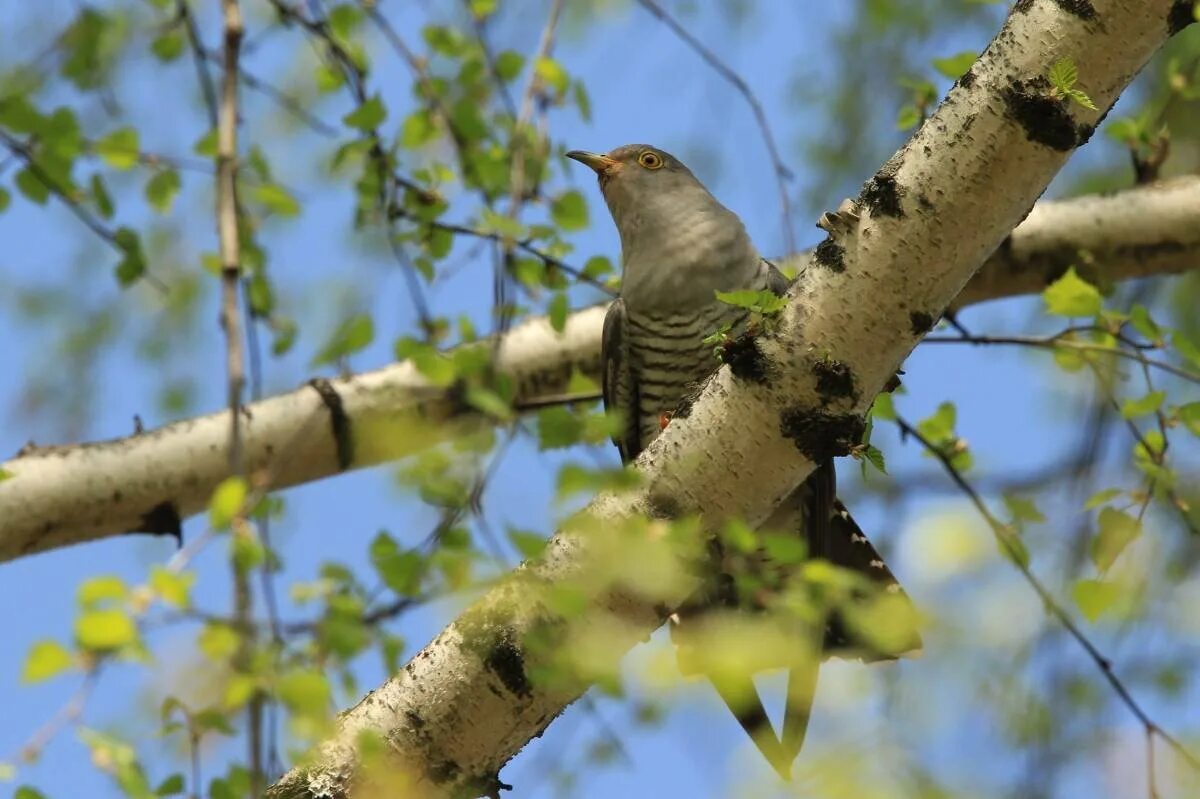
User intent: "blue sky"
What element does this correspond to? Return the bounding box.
[0,2,1196,797]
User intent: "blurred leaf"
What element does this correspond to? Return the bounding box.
[154,774,185,796]
[1043,267,1101,317]
[312,314,374,366]
[198,623,240,662]
[78,575,127,607]
[343,95,386,131]
[151,30,184,62]
[149,566,194,609]
[370,532,423,596]
[495,51,524,82]
[508,529,546,559]
[21,640,73,683]
[277,668,330,718]
[715,289,787,315]
[400,110,437,149]
[95,127,139,170]
[1072,578,1122,622]
[249,182,300,217]
[548,292,569,333]
[1120,390,1165,419]
[144,169,180,214]
[15,168,50,204]
[114,226,147,286]
[1129,304,1163,343]
[90,173,114,218]
[0,186,10,212]
[550,189,588,231]
[1179,401,1200,436]
[1084,487,1122,509]
[75,609,136,651]
[208,476,247,530]
[534,57,569,94]
[1091,508,1140,573]
[932,51,976,79]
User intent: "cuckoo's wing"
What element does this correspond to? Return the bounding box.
[601,297,641,464]
[763,258,793,295]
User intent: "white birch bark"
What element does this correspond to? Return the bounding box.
[2,174,1196,562]
[262,2,1189,796]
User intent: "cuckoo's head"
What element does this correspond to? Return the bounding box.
[565,144,715,232]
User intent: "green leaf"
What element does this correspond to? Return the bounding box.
[1091,507,1140,573]
[311,313,374,366]
[895,104,922,130]
[1066,88,1097,111]
[15,168,50,204]
[714,289,787,315]
[548,292,569,333]
[343,95,386,131]
[400,110,437,149]
[151,30,185,62]
[1128,304,1162,343]
[573,82,592,122]
[208,476,248,530]
[495,51,524,82]
[1083,487,1122,510]
[508,529,546,559]
[1042,266,1101,317]
[469,0,497,17]
[15,787,48,799]
[75,608,137,651]
[198,623,240,661]
[556,464,640,500]
[155,773,186,796]
[91,173,114,218]
[859,444,887,475]
[1178,402,1200,437]
[249,183,300,217]
[917,401,956,443]
[1120,390,1165,419]
[22,640,74,683]
[193,129,218,157]
[0,186,10,213]
[871,392,897,421]
[1003,494,1045,525]
[95,127,140,170]
[78,575,128,607]
[1049,58,1079,93]
[370,532,424,596]
[537,406,583,449]
[277,669,330,718]
[466,386,513,420]
[550,189,588,231]
[932,51,976,79]
[114,226,147,286]
[1072,578,1122,622]
[534,57,569,94]
[149,566,194,608]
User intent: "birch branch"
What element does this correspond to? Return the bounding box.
[1,174,1198,562]
[261,2,1188,796]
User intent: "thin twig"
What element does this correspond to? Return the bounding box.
[0,131,168,293]
[390,211,616,296]
[177,0,219,128]
[10,665,102,766]
[895,415,1200,776]
[216,1,263,793]
[201,49,338,137]
[634,0,796,252]
[922,331,1200,384]
[464,0,518,119]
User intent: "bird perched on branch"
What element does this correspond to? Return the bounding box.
[567,144,920,779]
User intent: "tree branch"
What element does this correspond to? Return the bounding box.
[1,173,1198,561]
[257,3,1186,796]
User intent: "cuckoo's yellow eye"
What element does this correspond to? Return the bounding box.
[637,150,664,170]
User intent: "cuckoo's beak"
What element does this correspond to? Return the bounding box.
[565,150,619,174]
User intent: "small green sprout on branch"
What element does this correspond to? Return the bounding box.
[1048,57,1097,110]
[704,289,787,358]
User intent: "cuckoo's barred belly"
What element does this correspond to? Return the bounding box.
[627,303,750,449]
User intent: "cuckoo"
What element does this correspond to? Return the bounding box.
[567,144,920,779]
